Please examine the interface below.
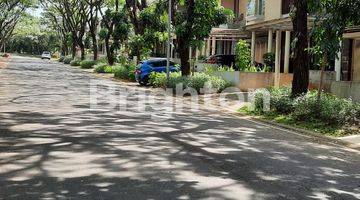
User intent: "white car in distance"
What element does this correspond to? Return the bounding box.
[41,51,51,60]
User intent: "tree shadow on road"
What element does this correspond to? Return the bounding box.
[1,107,360,200]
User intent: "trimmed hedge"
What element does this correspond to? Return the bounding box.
[149,72,231,93]
[70,59,81,66]
[94,63,114,73]
[80,60,97,69]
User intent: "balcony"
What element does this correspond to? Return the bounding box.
[228,13,246,29]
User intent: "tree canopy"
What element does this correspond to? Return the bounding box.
[0,0,37,50]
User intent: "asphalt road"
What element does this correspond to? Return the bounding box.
[0,56,360,200]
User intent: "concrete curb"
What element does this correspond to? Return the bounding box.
[232,113,360,150]
[68,63,360,151]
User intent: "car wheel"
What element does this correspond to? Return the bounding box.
[139,76,149,86]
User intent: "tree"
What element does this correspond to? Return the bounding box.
[128,2,167,60]
[48,0,89,60]
[124,0,148,62]
[85,0,104,61]
[99,0,130,65]
[6,14,61,55]
[291,0,310,97]
[171,0,229,76]
[308,0,360,100]
[0,0,35,51]
[41,0,70,56]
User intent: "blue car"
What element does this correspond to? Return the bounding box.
[135,58,179,85]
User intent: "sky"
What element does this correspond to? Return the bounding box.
[28,7,43,17]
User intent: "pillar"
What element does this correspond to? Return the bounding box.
[212,37,216,55]
[267,30,273,53]
[196,48,199,62]
[206,38,211,56]
[335,41,342,81]
[284,31,291,74]
[275,30,282,87]
[201,39,206,56]
[189,47,193,60]
[251,31,256,64]
[232,39,237,54]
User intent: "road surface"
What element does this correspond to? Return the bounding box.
[0,56,360,200]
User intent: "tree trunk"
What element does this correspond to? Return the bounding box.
[178,38,190,76]
[62,41,68,56]
[71,42,76,59]
[92,34,98,60]
[136,50,141,64]
[78,40,85,60]
[291,0,309,97]
[105,36,115,65]
[317,53,328,101]
[80,46,85,60]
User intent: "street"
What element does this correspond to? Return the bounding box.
[1,56,360,200]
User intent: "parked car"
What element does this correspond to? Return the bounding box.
[41,51,51,60]
[135,58,179,86]
[204,54,236,68]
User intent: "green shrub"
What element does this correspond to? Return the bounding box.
[149,72,168,88]
[247,89,359,135]
[235,39,251,71]
[168,73,188,89]
[244,66,258,72]
[149,72,230,93]
[269,87,294,114]
[187,73,210,92]
[251,89,270,113]
[80,60,97,69]
[116,54,128,66]
[58,56,65,62]
[63,56,73,64]
[263,52,275,68]
[94,63,108,73]
[114,64,136,81]
[292,91,356,126]
[97,57,107,63]
[70,59,81,66]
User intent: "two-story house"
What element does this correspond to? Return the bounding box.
[197,0,249,58]
[245,0,359,98]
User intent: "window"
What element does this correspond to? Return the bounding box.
[150,60,175,68]
[257,0,265,16]
[247,0,265,17]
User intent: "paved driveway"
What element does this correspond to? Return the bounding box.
[0,56,360,200]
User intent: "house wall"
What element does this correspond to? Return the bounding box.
[239,0,248,15]
[221,0,248,15]
[222,0,235,10]
[331,81,360,102]
[255,39,267,63]
[353,39,360,81]
[264,0,282,21]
